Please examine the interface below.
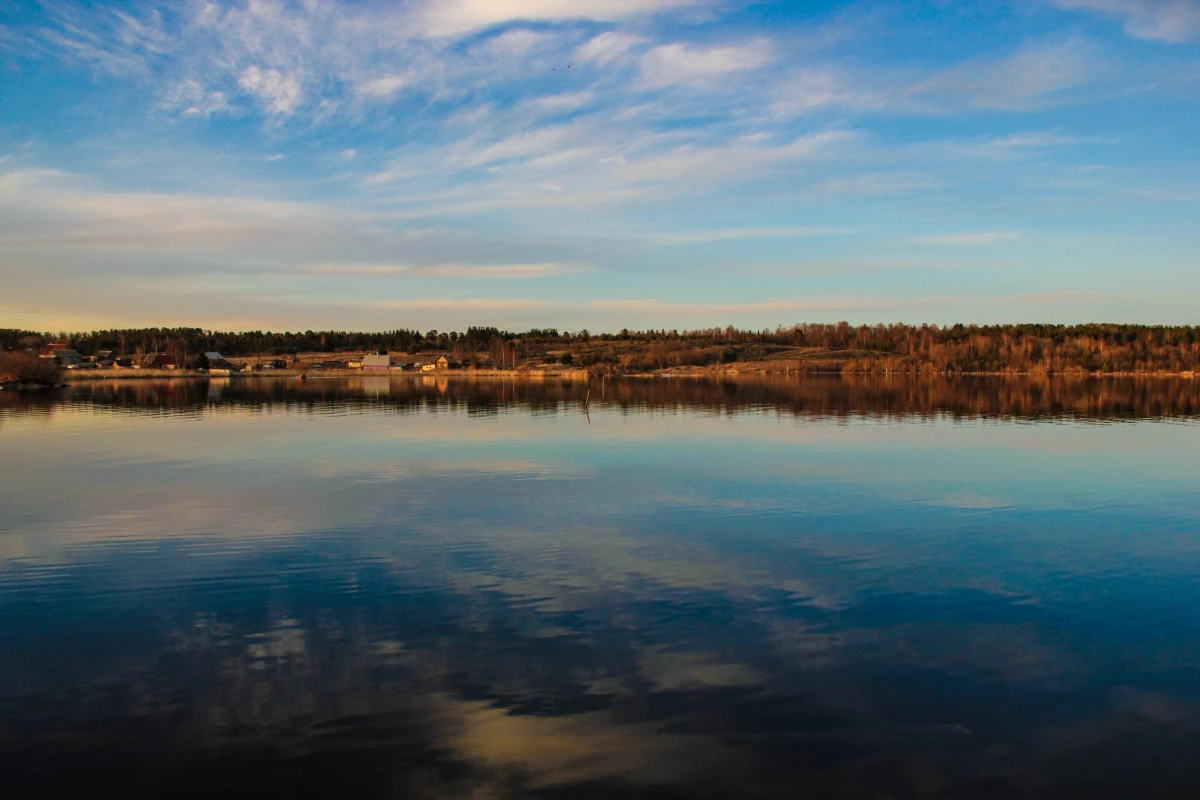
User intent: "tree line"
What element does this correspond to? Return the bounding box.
[3,323,1199,373]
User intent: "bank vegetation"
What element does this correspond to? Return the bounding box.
[4,323,1199,376]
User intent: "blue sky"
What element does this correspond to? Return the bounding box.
[1,0,1198,332]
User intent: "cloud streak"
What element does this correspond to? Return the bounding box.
[1049,0,1200,43]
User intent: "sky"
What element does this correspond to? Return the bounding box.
[0,0,1198,333]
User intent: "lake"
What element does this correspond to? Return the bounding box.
[3,375,1200,798]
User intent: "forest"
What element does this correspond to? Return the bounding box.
[3,323,1199,374]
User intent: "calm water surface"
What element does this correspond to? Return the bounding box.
[3,376,1200,798]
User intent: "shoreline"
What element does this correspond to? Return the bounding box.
[43,367,1200,382]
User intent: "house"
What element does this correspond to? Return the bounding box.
[361,354,391,372]
[435,355,462,370]
[41,342,72,357]
[204,351,239,369]
[50,349,83,367]
[252,359,287,371]
[140,354,178,369]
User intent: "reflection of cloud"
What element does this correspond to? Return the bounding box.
[930,493,1011,509]
[638,647,765,690]
[432,695,738,789]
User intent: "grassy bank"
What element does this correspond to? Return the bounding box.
[61,368,594,381]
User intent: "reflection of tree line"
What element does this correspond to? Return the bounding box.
[6,375,1199,420]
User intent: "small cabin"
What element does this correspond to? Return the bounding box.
[435,355,462,370]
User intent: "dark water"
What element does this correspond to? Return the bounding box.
[3,375,1200,798]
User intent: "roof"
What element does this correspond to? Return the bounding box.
[362,354,391,367]
[204,352,223,360]
[436,354,460,364]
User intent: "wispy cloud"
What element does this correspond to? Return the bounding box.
[656,227,852,245]
[25,3,171,77]
[531,91,594,113]
[238,66,303,116]
[370,298,557,311]
[1006,290,1098,303]
[639,40,774,88]
[418,0,713,37]
[771,68,887,115]
[160,79,232,118]
[904,41,1101,112]
[1048,0,1200,43]
[910,233,1020,246]
[357,74,409,99]
[305,262,582,279]
[773,42,1105,117]
[419,263,584,278]
[576,31,646,65]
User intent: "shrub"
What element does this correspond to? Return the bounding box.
[0,352,63,384]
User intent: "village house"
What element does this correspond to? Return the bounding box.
[49,349,83,367]
[139,354,178,369]
[201,351,225,369]
[361,353,391,372]
[435,355,462,370]
[251,359,287,371]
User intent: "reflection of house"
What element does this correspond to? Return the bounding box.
[140,354,178,369]
[361,354,390,372]
[435,355,461,370]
